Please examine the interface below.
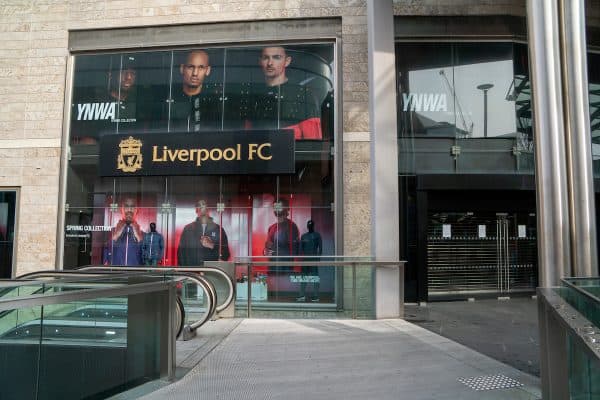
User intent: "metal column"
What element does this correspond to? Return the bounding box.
[526,0,572,287]
[367,0,401,318]
[559,0,599,277]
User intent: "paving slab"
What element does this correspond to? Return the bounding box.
[140,318,541,400]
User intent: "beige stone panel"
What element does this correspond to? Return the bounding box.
[106,0,141,10]
[0,49,27,59]
[342,51,368,65]
[342,80,368,92]
[340,6,367,16]
[22,163,60,177]
[22,174,59,187]
[24,119,63,133]
[0,120,25,135]
[142,0,183,7]
[29,38,68,49]
[343,72,368,86]
[344,198,370,221]
[30,12,70,23]
[24,109,63,121]
[343,221,370,255]
[1,31,33,41]
[2,92,31,104]
[344,101,368,113]
[30,22,67,32]
[148,6,183,16]
[343,62,369,73]
[18,207,58,226]
[342,33,367,44]
[0,110,26,122]
[178,4,220,15]
[25,56,65,67]
[24,129,63,140]
[341,43,367,56]
[0,58,28,68]
[341,15,367,25]
[0,23,31,33]
[283,0,302,8]
[31,3,68,14]
[14,262,55,277]
[20,187,60,206]
[344,157,369,183]
[0,3,34,14]
[343,110,369,132]
[17,245,56,264]
[26,147,61,157]
[0,148,24,159]
[24,64,67,76]
[0,176,23,187]
[344,141,370,163]
[27,48,68,58]
[0,76,25,87]
[23,84,62,95]
[344,191,369,207]
[2,41,32,51]
[70,1,106,12]
[342,23,367,35]
[0,148,24,162]
[0,67,22,79]
[2,102,25,114]
[24,101,64,113]
[28,30,67,40]
[344,171,370,195]
[343,90,369,102]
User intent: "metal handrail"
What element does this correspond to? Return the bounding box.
[561,277,600,305]
[79,265,235,313]
[14,271,187,337]
[0,271,180,385]
[77,267,218,337]
[0,273,183,311]
[15,270,208,339]
[233,260,404,267]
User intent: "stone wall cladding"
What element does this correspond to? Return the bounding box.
[0,0,530,272]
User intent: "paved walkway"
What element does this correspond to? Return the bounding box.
[406,298,540,376]
[138,318,541,400]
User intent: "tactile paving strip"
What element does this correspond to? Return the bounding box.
[457,374,524,391]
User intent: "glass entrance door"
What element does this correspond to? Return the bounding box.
[427,211,537,299]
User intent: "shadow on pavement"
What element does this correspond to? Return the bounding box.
[405,297,540,377]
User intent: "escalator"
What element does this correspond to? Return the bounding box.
[14,267,234,339]
[0,272,185,399]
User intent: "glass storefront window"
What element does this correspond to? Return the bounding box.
[588,52,600,179]
[396,42,532,175]
[64,43,336,305]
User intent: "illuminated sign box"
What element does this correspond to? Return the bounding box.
[99,130,295,176]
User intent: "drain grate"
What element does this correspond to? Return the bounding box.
[458,374,524,391]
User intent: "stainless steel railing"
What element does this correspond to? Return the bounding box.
[0,272,181,387]
[232,257,405,318]
[537,278,600,400]
[17,268,224,340]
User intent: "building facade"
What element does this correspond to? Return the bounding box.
[0,0,598,314]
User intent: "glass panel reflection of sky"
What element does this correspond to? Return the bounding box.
[408,60,516,138]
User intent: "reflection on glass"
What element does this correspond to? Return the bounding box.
[396,42,533,175]
[70,44,333,144]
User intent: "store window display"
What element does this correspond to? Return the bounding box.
[64,42,336,304]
